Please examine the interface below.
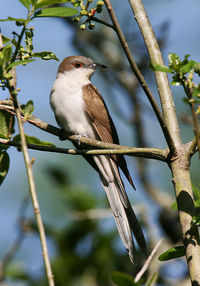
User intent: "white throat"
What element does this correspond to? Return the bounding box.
[50,68,96,138]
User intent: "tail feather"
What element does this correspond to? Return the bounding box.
[93,155,147,263]
[103,182,136,263]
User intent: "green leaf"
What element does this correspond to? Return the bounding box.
[0,17,28,23]
[2,35,11,44]
[180,60,196,74]
[194,62,200,76]
[0,152,10,185]
[32,51,58,61]
[168,53,181,71]
[21,100,34,120]
[158,246,185,261]
[149,62,172,73]
[191,214,200,227]
[34,7,77,18]
[35,0,69,9]
[0,110,15,139]
[111,271,140,286]
[7,59,35,69]
[18,0,31,9]
[13,134,55,147]
[193,85,200,98]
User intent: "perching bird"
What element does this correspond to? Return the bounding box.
[50,56,147,263]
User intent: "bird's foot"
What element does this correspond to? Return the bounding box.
[75,133,88,145]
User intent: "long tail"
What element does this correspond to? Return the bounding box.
[93,155,147,263]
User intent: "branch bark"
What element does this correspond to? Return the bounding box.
[128,1,200,284]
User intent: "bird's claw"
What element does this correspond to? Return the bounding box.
[75,134,88,145]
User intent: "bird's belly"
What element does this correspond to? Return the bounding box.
[50,89,95,138]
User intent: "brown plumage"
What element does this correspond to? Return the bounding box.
[50,56,147,263]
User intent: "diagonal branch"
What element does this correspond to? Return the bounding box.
[128,0,180,152]
[103,0,175,152]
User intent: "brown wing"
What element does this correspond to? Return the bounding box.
[83,84,135,190]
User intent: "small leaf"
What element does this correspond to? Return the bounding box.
[35,0,69,9]
[158,246,185,261]
[34,7,77,18]
[194,62,200,76]
[32,51,58,61]
[21,100,34,119]
[0,151,10,185]
[0,110,15,139]
[18,0,31,9]
[0,17,28,23]
[7,59,35,69]
[2,35,11,44]
[191,214,200,227]
[149,62,172,73]
[180,60,196,74]
[13,134,55,147]
[112,271,140,286]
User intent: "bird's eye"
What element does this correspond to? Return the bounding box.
[73,62,83,68]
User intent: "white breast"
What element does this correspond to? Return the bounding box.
[50,70,96,138]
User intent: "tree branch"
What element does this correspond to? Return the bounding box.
[0,137,167,162]
[128,0,180,152]
[103,0,175,152]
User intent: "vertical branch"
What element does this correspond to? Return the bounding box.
[103,0,176,152]
[127,1,200,284]
[128,0,182,150]
[0,31,54,286]
[8,84,55,286]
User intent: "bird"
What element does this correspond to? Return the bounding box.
[50,56,147,263]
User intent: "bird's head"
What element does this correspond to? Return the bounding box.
[58,56,107,80]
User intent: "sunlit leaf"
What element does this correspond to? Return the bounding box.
[0,151,10,185]
[180,60,196,74]
[149,62,172,73]
[2,35,11,44]
[32,51,58,61]
[7,59,35,69]
[158,246,185,261]
[13,134,55,147]
[35,0,69,9]
[21,100,34,120]
[0,17,28,23]
[34,7,77,17]
[18,0,31,9]
[0,110,15,139]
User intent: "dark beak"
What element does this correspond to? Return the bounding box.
[91,63,107,69]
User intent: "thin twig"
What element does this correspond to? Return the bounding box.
[134,238,164,283]
[0,138,167,161]
[103,0,175,152]
[90,16,115,30]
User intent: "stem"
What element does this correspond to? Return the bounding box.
[8,89,55,286]
[171,155,200,285]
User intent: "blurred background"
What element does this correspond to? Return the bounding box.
[0,0,200,285]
